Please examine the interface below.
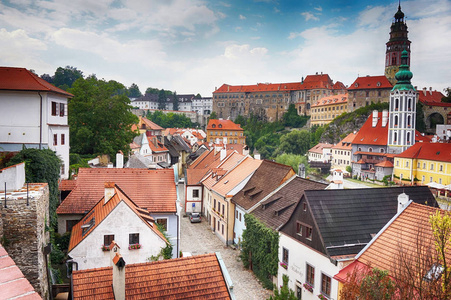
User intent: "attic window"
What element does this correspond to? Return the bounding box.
[224,180,229,184]
[355,83,359,88]
[212,124,216,128]
[219,124,223,128]
[81,217,95,236]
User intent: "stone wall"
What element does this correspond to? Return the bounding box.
[1,183,50,298]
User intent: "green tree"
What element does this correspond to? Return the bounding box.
[195,93,202,99]
[442,87,451,103]
[158,89,167,110]
[268,274,297,300]
[310,125,325,147]
[275,153,309,174]
[145,87,160,95]
[53,66,83,90]
[416,102,426,132]
[68,76,138,159]
[128,83,142,98]
[282,104,309,128]
[278,130,310,155]
[430,210,451,296]
[208,112,218,120]
[360,268,395,300]
[173,91,179,111]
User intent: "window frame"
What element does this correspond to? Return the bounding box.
[104,234,115,246]
[156,218,168,231]
[129,233,140,245]
[306,263,315,286]
[321,273,332,297]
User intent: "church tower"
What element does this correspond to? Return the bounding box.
[385,2,411,85]
[387,50,416,154]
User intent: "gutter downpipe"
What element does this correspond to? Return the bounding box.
[39,92,43,149]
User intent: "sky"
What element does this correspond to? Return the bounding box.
[1,0,450,97]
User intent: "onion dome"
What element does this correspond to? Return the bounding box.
[393,50,414,91]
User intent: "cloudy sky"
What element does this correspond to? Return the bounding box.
[1,0,450,96]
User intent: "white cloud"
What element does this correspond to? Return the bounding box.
[314,6,322,12]
[239,14,246,20]
[273,7,280,14]
[288,32,302,40]
[301,12,319,21]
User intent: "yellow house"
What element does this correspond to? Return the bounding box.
[206,119,246,145]
[310,93,348,127]
[393,142,451,185]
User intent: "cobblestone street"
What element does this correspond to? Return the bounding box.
[180,212,272,300]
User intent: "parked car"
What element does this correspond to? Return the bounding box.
[189,212,201,223]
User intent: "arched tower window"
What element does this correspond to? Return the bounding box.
[407,98,412,110]
[394,115,399,126]
[407,132,411,144]
[392,55,397,65]
[395,98,399,110]
[394,132,398,143]
[407,115,411,127]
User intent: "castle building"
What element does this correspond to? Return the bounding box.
[384,3,411,85]
[387,50,417,154]
[310,93,348,126]
[347,75,393,112]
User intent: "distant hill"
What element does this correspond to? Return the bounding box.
[319,102,389,144]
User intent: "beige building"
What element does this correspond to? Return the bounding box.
[347,76,393,112]
[310,94,348,126]
[331,132,357,171]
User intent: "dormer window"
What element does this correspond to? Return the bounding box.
[219,124,222,128]
[212,124,216,128]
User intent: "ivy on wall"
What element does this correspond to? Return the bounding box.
[240,214,279,289]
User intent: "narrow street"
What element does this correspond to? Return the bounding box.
[178,181,272,300]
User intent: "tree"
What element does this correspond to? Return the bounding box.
[416,102,426,132]
[275,154,309,174]
[310,125,325,148]
[208,111,218,120]
[340,267,395,300]
[53,66,83,90]
[195,93,202,99]
[40,73,54,84]
[173,91,179,111]
[128,83,142,98]
[145,87,160,95]
[158,89,167,110]
[282,104,309,128]
[68,76,138,160]
[442,87,451,103]
[278,130,310,155]
[268,274,297,300]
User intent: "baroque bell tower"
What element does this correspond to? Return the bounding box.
[385,2,411,85]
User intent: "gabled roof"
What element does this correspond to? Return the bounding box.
[353,112,388,146]
[56,168,177,214]
[252,176,327,230]
[147,137,169,153]
[139,117,164,131]
[0,244,41,299]
[375,160,394,168]
[418,89,445,104]
[332,132,357,150]
[59,179,77,191]
[207,119,243,131]
[232,160,295,210]
[333,81,347,90]
[308,142,333,154]
[201,152,245,190]
[395,142,451,162]
[311,93,347,107]
[68,185,167,252]
[347,75,393,90]
[210,156,262,197]
[302,186,437,257]
[0,66,73,97]
[72,253,231,299]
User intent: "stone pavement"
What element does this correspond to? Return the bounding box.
[180,213,272,300]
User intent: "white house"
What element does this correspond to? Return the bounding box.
[0,67,72,178]
[68,184,168,270]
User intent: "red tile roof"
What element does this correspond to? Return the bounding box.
[139,117,164,131]
[418,89,445,103]
[207,119,243,131]
[72,253,231,299]
[395,142,451,162]
[311,93,347,107]
[347,75,392,90]
[59,179,77,191]
[332,132,357,150]
[202,152,245,190]
[353,112,388,146]
[308,143,333,154]
[0,67,73,97]
[0,244,41,299]
[375,160,394,168]
[357,203,450,278]
[56,168,177,215]
[68,185,167,252]
[147,137,169,152]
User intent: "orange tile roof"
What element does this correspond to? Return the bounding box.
[202,152,245,190]
[311,93,348,107]
[211,156,262,197]
[415,132,431,143]
[353,112,388,146]
[147,137,169,152]
[139,117,164,130]
[357,203,450,277]
[418,89,445,104]
[395,142,451,162]
[0,244,41,299]
[347,75,392,90]
[57,168,177,214]
[59,179,77,191]
[0,67,73,97]
[332,132,357,150]
[68,185,167,252]
[333,81,347,90]
[207,119,243,131]
[308,143,333,154]
[72,253,231,299]
[375,160,394,168]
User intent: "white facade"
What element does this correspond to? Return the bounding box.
[131,99,159,110]
[0,91,70,178]
[68,201,167,270]
[278,233,346,300]
[233,205,246,246]
[185,185,202,214]
[192,97,212,115]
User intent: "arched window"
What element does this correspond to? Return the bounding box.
[368,148,373,152]
[395,98,399,110]
[394,115,398,126]
[407,115,411,127]
[407,132,411,144]
[394,132,398,143]
[407,98,412,110]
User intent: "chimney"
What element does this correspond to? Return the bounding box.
[116,152,124,169]
[105,182,115,204]
[220,148,227,161]
[429,87,432,95]
[372,110,378,127]
[254,153,261,160]
[397,193,409,213]
[112,252,126,300]
[423,87,427,96]
[382,109,389,127]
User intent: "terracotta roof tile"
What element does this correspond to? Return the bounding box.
[418,90,445,104]
[207,119,243,131]
[375,160,394,168]
[311,93,347,107]
[308,143,333,154]
[57,168,177,215]
[347,75,392,90]
[232,160,295,210]
[202,152,245,190]
[332,132,357,150]
[358,203,450,277]
[59,179,77,191]
[68,185,167,252]
[139,117,164,130]
[72,253,231,299]
[0,244,41,299]
[147,137,169,152]
[395,142,451,162]
[353,112,388,146]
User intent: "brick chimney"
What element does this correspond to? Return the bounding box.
[105,182,115,204]
[112,252,126,300]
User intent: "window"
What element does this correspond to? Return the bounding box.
[214,199,216,210]
[306,264,315,286]
[222,224,224,235]
[296,222,303,236]
[192,189,199,198]
[430,164,434,171]
[239,213,241,222]
[61,164,65,175]
[303,202,307,211]
[306,226,313,240]
[60,103,65,116]
[129,233,139,245]
[51,102,58,116]
[61,134,65,145]
[406,161,409,168]
[156,218,168,231]
[236,210,238,219]
[222,204,225,215]
[321,273,332,297]
[104,234,114,246]
[282,247,289,264]
[423,163,426,169]
[53,134,58,146]
[296,282,302,299]
[439,165,443,172]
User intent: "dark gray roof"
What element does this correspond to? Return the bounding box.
[304,186,437,257]
[170,135,191,152]
[251,177,327,230]
[164,136,181,157]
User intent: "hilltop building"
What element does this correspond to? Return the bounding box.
[310,93,348,126]
[347,75,393,112]
[206,119,245,145]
